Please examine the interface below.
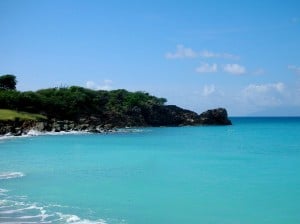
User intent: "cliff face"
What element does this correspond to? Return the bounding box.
[0,107,231,136]
[144,106,231,126]
[199,108,232,125]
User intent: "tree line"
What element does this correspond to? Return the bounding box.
[0,74,167,120]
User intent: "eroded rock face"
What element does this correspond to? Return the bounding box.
[99,106,232,127]
[199,108,232,125]
[143,105,198,126]
[141,106,231,126]
[0,107,232,136]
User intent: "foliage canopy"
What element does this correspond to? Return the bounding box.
[0,74,17,90]
[0,86,167,120]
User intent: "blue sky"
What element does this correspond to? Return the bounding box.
[0,0,300,116]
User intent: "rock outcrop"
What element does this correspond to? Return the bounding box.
[199,108,232,125]
[0,107,231,136]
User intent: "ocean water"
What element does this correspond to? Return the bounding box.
[1,117,300,224]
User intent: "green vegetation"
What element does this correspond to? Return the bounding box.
[0,109,46,121]
[0,75,231,130]
[0,74,167,121]
[0,74,17,90]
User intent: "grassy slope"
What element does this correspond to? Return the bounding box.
[0,109,46,121]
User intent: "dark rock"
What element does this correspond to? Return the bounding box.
[143,105,199,126]
[0,107,231,137]
[199,108,232,125]
[14,127,22,136]
[35,122,45,132]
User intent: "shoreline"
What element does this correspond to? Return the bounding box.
[0,108,232,137]
[0,127,147,140]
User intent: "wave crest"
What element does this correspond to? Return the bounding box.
[57,213,107,224]
[0,190,110,224]
[0,172,25,180]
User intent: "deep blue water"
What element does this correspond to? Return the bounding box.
[1,117,300,224]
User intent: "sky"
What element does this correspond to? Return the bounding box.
[0,0,300,116]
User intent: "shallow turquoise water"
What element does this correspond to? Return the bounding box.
[1,118,300,223]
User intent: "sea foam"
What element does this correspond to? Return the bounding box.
[0,130,90,141]
[0,189,109,224]
[0,127,146,142]
[0,199,107,224]
[0,172,25,180]
[57,213,107,224]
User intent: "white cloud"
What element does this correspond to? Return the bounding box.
[223,64,246,75]
[288,65,300,74]
[244,82,285,94]
[252,68,265,75]
[195,63,218,73]
[202,84,216,96]
[86,79,113,90]
[165,45,239,60]
[199,50,239,60]
[165,45,197,59]
[198,50,215,58]
[86,81,97,89]
[100,79,113,90]
[241,82,285,106]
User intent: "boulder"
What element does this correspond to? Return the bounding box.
[199,108,232,125]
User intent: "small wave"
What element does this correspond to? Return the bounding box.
[116,128,148,133]
[0,200,50,221]
[0,191,110,224]
[26,129,44,136]
[45,131,90,136]
[0,172,25,180]
[57,213,107,224]
[0,127,147,141]
[0,201,107,224]
[0,134,19,141]
[27,129,91,136]
[0,188,8,194]
[0,130,90,141]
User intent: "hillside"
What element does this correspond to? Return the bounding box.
[0,85,231,136]
[0,109,46,121]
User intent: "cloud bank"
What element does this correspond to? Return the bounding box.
[288,65,300,74]
[165,45,197,59]
[165,45,239,60]
[241,82,285,106]
[195,63,218,73]
[86,79,113,90]
[223,64,246,75]
[198,50,239,60]
[202,84,216,96]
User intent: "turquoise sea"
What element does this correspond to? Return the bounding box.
[1,117,300,224]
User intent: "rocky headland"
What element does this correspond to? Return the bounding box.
[0,80,232,137]
[0,107,231,137]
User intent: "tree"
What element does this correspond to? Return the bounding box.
[0,74,17,90]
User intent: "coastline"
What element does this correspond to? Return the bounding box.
[0,119,119,137]
[0,126,149,141]
[0,108,232,138]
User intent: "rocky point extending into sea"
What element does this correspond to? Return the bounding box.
[0,107,231,137]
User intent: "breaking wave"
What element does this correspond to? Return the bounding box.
[0,128,147,142]
[0,172,25,180]
[0,189,108,224]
